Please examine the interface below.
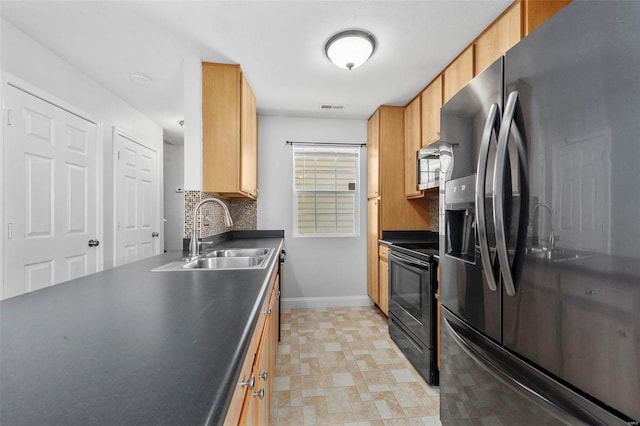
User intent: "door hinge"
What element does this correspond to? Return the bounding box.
[7,109,13,126]
[117,220,120,230]
[7,223,13,239]
[117,151,120,160]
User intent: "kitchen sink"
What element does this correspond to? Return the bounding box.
[204,248,271,258]
[526,247,591,263]
[151,248,275,272]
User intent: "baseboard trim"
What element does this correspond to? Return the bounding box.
[281,296,373,310]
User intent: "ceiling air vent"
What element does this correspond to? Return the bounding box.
[320,104,345,110]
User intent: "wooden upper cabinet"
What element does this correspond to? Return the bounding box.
[475,2,521,74]
[367,110,380,199]
[443,45,475,103]
[202,62,258,199]
[404,96,422,199]
[523,0,572,36]
[421,75,443,146]
[475,0,571,75]
[240,74,258,198]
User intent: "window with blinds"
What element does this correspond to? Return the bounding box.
[293,146,360,237]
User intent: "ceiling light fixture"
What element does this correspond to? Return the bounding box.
[325,30,376,70]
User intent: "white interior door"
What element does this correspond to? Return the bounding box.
[3,84,100,299]
[115,130,160,266]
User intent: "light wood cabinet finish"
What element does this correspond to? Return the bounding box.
[475,0,572,75]
[378,244,389,316]
[367,106,431,312]
[202,62,258,199]
[523,0,572,36]
[240,75,258,197]
[367,110,380,199]
[443,45,475,103]
[367,198,380,305]
[475,2,521,74]
[421,75,443,146]
[378,107,430,231]
[404,95,422,199]
[227,268,279,426]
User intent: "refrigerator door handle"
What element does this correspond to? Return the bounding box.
[475,103,501,292]
[494,91,530,297]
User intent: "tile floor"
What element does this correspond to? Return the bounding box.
[272,306,441,425]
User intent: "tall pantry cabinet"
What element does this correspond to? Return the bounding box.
[367,106,431,315]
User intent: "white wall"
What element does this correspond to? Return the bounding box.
[1,19,164,270]
[183,56,202,191]
[257,115,370,309]
[163,142,185,251]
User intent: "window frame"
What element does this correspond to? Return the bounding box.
[292,145,360,238]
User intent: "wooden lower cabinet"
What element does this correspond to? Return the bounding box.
[367,198,380,306]
[226,269,279,426]
[378,244,389,316]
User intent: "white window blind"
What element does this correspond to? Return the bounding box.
[293,146,360,237]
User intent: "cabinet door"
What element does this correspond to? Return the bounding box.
[475,3,521,74]
[421,75,443,146]
[240,72,258,198]
[255,316,271,425]
[267,278,279,421]
[378,245,389,316]
[443,45,475,103]
[367,198,380,305]
[202,63,241,194]
[367,110,380,198]
[523,0,572,36]
[404,96,422,199]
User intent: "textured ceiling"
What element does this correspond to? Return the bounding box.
[1,1,511,144]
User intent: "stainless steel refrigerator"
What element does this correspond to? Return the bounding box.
[439,1,640,424]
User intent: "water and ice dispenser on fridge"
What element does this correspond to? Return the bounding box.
[445,174,477,264]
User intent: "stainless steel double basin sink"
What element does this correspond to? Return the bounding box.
[152,248,275,272]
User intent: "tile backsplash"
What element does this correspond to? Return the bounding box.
[183,191,257,239]
[429,199,439,232]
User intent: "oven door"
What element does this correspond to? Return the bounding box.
[388,250,434,347]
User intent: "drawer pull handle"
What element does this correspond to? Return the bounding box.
[240,375,255,390]
[253,388,265,399]
[259,370,268,381]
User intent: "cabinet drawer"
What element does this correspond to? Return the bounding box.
[379,244,389,259]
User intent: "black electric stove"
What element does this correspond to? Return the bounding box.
[387,240,439,386]
[390,242,439,263]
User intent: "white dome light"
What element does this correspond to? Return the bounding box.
[325,30,376,70]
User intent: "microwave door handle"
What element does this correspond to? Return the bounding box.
[475,103,500,292]
[494,91,530,297]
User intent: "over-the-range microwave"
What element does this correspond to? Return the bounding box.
[417,143,453,190]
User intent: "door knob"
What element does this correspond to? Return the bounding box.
[88,239,100,247]
[152,232,159,238]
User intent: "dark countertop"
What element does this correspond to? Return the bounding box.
[0,231,284,426]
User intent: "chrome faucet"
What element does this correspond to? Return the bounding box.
[531,203,555,250]
[188,198,233,260]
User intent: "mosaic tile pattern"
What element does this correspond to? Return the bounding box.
[273,307,441,426]
[183,191,257,238]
